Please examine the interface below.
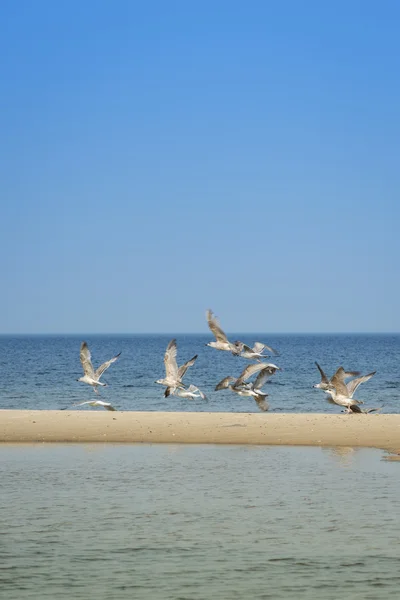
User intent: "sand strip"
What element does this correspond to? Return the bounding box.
[0,410,399,450]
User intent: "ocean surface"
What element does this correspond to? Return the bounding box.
[1,444,399,600]
[0,334,399,413]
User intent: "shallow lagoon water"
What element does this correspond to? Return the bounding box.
[1,444,399,599]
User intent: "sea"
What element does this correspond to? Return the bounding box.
[1,334,400,599]
[0,333,399,412]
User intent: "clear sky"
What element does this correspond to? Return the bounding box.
[0,0,398,334]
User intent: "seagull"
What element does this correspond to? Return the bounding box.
[313,362,360,391]
[71,400,117,411]
[155,339,198,397]
[215,363,280,411]
[240,342,279,361]
[205,309,243,356]
[77,342,121,394]
[173,384,207,400]
[325,367,376,413]
[347,404,383,414]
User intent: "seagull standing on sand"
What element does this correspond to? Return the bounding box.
[77,342,121,394]
[325,367,376,413]
[240,342,279,361]
[155,339,198,397]
[215,363,280,411]
[205,310,243,356]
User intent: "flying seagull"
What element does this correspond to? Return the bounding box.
[173,384,207,400]
[77,342,121,394]
[155,338,198,397]
[215,362,280,411]
[71,400,117,411]
[206,309,243,356]
[240,342,279,361]
[313,362,360,391]
[325,367,376,413]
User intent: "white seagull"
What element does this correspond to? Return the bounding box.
[77,342,121,394]
[155,338,198,397]
[206,310,243,356]
[240,342,279,361]
[72,400,117,411]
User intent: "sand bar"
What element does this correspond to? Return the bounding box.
[0,410,399,451]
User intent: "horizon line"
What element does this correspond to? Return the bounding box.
[0,331,399,336]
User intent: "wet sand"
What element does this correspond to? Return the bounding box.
[0,410,399,450]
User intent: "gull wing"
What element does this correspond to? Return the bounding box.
[177,355,198,381]
[253,342,279,356]
[72,400,92,407]
[207,309,228,343]
[254,395,269,412]
[329,368,352,396]
[234,362,269,387]
[188,384,207,399]
[241,344,254,353]
[253,367,276,390]
[315,362,329,385]
[103,403,117,411]
[164,339,178,381]
[346,371,376,398]
[80,342,95,378]
[95,352,121,379]
[362,406,383,414]
[348,404,363,413]
[215,376,235,391]
[330,367,360,396]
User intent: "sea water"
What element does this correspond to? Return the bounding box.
[0,334,398,413]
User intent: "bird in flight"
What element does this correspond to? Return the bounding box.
[240,342,279,361]
[72,400,117,411]
[215,362,280,411]
[155,338,198,397]
[325,367,376,413]
[206,309,244,356]
[77,341,121,394]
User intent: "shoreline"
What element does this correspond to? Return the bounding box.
[0,410,399,451]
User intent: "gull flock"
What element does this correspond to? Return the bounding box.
[71,309,379,414]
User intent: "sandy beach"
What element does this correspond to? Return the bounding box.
[0,410,399,451]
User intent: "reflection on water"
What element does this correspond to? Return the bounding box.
[1,445,400,599]
[322,446,358,467]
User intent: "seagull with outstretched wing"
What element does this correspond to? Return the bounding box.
[206,309,244,356]
[155,339,198,397]
[77,342,121,394]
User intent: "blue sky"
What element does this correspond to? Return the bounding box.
[0,0,398,333]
